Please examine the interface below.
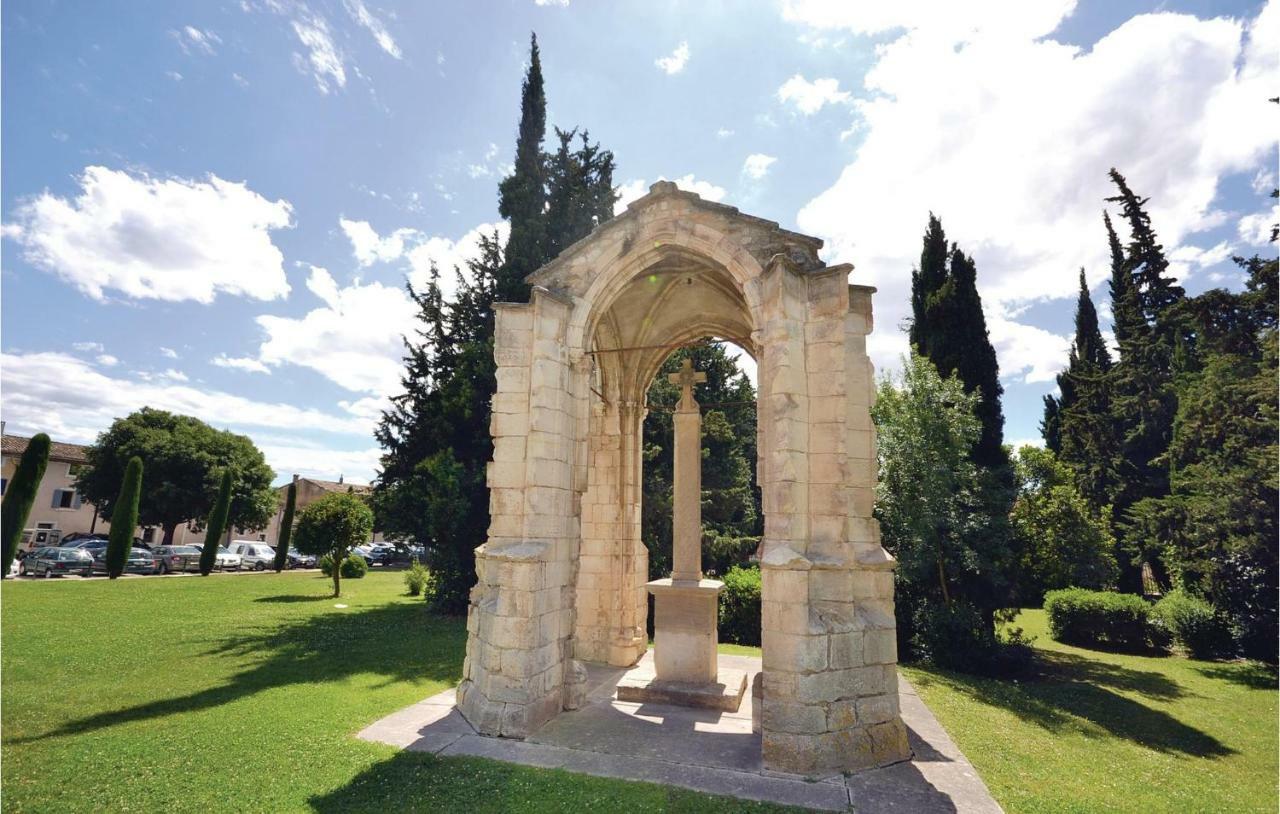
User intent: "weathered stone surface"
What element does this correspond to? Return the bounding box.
[457,181,908,776]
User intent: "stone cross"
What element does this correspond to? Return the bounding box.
[667,358,706,581]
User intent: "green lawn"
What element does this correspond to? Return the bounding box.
[0,572,791,813]
[4,575,1275,813]
[903,609,1278,814]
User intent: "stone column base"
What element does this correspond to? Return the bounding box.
[647,578,722,683]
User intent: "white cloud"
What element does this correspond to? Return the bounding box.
[232,72,250,87]
[96,354,119,367]
[742,154,777,180]
[405,221,509,302]
[339,217,419,266]
[0,351,368,446]
[343,0,401,59]
[1238,203,1279,246]
[166,70,184,82]
[172,25,221,56]
[160,347,179,359]
[777,74,850,114]
[213,354,272,374]
[160,368,189,382]
[253,266,418,394]
[72,341,104,353]
[655,41,690,75]
[792,1,1279,380]
[614,175,728,214]
[716,128,734,139]
[1168,240,1234,281]
[535,0,570,5]
[3,166,293,303]
[291,13,346,93]
[254,439,382,484]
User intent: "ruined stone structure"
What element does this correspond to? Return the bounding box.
[455,180,911,775]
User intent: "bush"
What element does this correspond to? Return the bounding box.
[1153,590,1231,659]
[319,553,368,579]
[404,561,429,596]
[1044,588,1156,650]
[913,600,1034,676]
[718,565,761,646]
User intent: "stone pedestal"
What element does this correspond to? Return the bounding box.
[647,578,721,683]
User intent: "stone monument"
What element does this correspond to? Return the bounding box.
[455,180,911,775]
[616,358,748,710]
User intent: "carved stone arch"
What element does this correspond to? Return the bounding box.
[455,181,911,776]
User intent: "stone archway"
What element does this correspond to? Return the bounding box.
[455,180,910,775]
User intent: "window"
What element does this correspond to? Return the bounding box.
[36,522,54,529]
[142,528,156,543]
[67,463,84,476]
[51,489,76,509]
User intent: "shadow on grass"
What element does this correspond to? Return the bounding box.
[254,594,335,603]
[909,650,1233,759]
[1193,662,1278,690]
[307,751,794,814]
[9,602,466,745]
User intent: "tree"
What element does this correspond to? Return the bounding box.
[1051,270,1118,513]
[873,353,984,651]
[104,457,143,579]
[272,479,297,573]
[1010,446,1117,604]
[198,470,234,576]
[293,491,374,598]
[374,33,617,611]
[76,409,275,545]
[1,433,50,576]
[1103,171,1185,591]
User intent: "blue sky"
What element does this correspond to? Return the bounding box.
[2,0,1276,484]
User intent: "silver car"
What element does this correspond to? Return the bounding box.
[228,541,276,571]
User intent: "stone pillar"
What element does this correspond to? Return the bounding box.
[457,287,582,738]
[669,358,706,582]
[758,264,911,776]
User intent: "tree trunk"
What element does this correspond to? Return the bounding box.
[332,550,342,597]
[162,522,178,546]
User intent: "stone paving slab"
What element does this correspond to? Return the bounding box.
[358,655,1003,813]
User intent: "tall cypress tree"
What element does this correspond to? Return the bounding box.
[104,457,143,579]
[198,470,234,577]
[272,478,297,573]
[907,215,1016,623]
[495,33,549,304]
[1,433,50,576]
[1054,270,1117,513]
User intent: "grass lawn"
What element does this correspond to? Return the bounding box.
[1,571,793,813]
[903,609,1278,814]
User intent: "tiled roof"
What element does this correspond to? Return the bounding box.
[1,434,90,464]
[293,477,373,495]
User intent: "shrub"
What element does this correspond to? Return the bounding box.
[404,561,429,596]
[913,600,1034,676]
[1044,588,1156,650]
[718,565,761,646]
[340,555,368,579]
[319,553,336,576]
[1153,590,1231,660]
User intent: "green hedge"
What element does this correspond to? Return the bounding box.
[718,565,761,646]
[1152,590,1230,660]
[1044,588,1155,650]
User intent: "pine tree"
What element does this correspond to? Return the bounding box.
[198,470,233,576]
[104,457,143,579]
[272,479,297,572]
[1,433,50,576]
[1103,171,1184,591]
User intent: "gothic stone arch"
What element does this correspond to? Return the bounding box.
[455,180,911,775]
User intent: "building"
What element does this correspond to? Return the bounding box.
[259,475,382,547]
[1,432,258,550]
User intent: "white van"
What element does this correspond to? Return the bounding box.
[229,541,276,571]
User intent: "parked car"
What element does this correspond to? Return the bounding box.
[62,532,108,546]
[228,541,276,571]
[153,545,202,574]
[215,548,242,571]
[90,546,156,576]
[359,544,395,567]
[286,548,317,569]
[19,546,93,577]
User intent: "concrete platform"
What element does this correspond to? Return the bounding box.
[358,653,1003,812]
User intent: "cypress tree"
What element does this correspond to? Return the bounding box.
[1055,270,1117,513]
[198,470,234,576]
[495,32,549,304]
[272,479,297,572]
[1,433,51,576]
[104,457,143,579]
[1040,395,1062,452]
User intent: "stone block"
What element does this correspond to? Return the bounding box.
[856,693,899,726]
[864,628,898,665]
[762,630,827,673]
[826,698,859,730]
[762,698,828,734]
[828,630,865,669]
